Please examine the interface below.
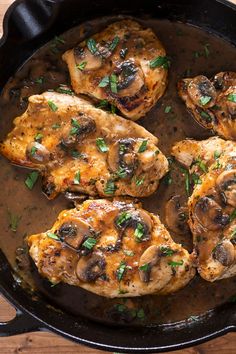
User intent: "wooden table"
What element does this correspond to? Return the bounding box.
[0,1,236,353]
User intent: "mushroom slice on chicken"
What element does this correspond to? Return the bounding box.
[178,72,236,140]
[172,137,236,281]
[62,20,168,121]
[0,91,168,199]
[28,199,195,297]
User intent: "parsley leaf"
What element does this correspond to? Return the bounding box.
[117,261,126,281]
[76,61,87,71]
[48,100,58,112]
[74,171,81,185]
[96,138,108,153]
[86,38,97,54]
[138,140,148,153]
[82,237,97,250]
[46,232,59,240]
[25,171,39,190]
[149,56,170,69]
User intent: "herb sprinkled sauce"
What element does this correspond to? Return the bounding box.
[0,17,236,326]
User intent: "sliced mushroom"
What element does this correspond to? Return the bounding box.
[216,170,236,207]
[194,196,229,231]
[139,245,173,286]
[26,142,50,164]
[61,115,96,148]
[187,75,217,108]
[74,46,102,71]
[76,252,106,282]
[165,195,189,234]
[114,60,144,97]
[57,218,91,249]
[108,138,138,178]
[212,240,235,266]
[115,208,152,243]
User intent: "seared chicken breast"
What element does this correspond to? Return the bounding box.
[63,20,168,120]
[178,72,236,140]
[0,91,168,199]
[28,199,195,297]
[172,137,236,281]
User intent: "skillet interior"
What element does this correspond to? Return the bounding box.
[2,0,236,352]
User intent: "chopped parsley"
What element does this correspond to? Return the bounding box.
[109,36,119,51]
[134,222,145,242]
[104,179,117,195]
[136,308,145,320]
[54,36,65,44]
[46,232,60,240]
[82,237,97,250]
[214,150,221,160]
[149,56,170,69]
[116,167,127,179]
[227,93,236,103]
[86,38,97,54]
[199,96,211,106]
[70,118,80,135]
[135,176,145,186]
[138,139,148,153]
[74,171,81,184]
[168,260,184,267]
[204,43,210,58]
[71,150,81,159]
[56,86,74,95]
[98,76,110,88]
[123,250,134,257]
[30,146,37,156]
[34,133,43,142]
[181,167,190,196]
[164,105,172,113]
[230,228,236,239]
[117,261,126,281]
[116,212,132,227]
[139,263,150,272]
[193,158,208,173]
[110,74,118,93]
[200,110,212,122]
[35,77,44,84]
[96,138,108,153]
[76,61,87,71]
[52,123,61,129]
[191,172,202,185]
[160,246,174,257]
[8,211,21,232]
[25,171,39,190]
[48,100,58,112]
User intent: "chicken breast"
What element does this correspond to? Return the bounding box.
[172,138,236,281]
[62,20,168,120]
[0,91,168,199]
[28,199,195,297]
[178,72,236,140]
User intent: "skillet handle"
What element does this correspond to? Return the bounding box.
[0,308,41,337]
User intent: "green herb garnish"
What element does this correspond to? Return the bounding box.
[104,179,117,195]
[123,250,134,257]
[98,76,110,88]
[116,212,132,227]
[136,308,145,320]
[74,171,80,184]
[25,171,39,190]
[76,61,87,71]
[194,158,208,173]
[82,237,97,250]
[8,211,21,232]
[30,146,37,156]
[48,100,58,112]
[214,150,221,159]
[117,261,126,282]
[149,56,170,69]
[199,96,211,106]
[52,123,61,129]
[46,232,59,240]
[86,38,97,54]
[164,105,172,113]
[96,138,108,153]
[116,167,127,179]
[35,77,44,84]
[34,133,43,142]
[181,167,190,196]
[168,260,184,267]
[139,263,150,272]
[134,223,145,242]
[227,93,236,103]
[230,209,236,222]
[109,36,119,51]
[110,74,118,93]
[135,176,145,186]
[200,110,212,122]
[160,246,174,257]
[138,140,148,153]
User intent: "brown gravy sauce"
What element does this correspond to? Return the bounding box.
[0,17,236,326]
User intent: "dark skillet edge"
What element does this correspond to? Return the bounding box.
[0,0,236,352]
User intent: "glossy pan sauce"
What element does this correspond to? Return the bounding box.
[0,17,236,326]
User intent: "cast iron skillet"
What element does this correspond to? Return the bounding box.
[0,0,236,352]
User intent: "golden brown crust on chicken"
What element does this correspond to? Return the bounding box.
[178,72,236,140]
[172,138,236,281]
[63,20,168,120]
[0,91,168,199]
[28,199,195,297]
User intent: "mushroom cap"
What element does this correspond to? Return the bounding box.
[193,196,229,231]
[74,46,103,71]
[165,195,189,234]
[216,169,236,208]
[57,218,91,250]
[76,252,106,282]
[187,75,217,109]
[212,240,235,267]
[26,142,50,164]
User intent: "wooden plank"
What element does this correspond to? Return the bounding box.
[0,1,236,353]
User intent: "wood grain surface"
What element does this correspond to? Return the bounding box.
[0,1,236,353]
